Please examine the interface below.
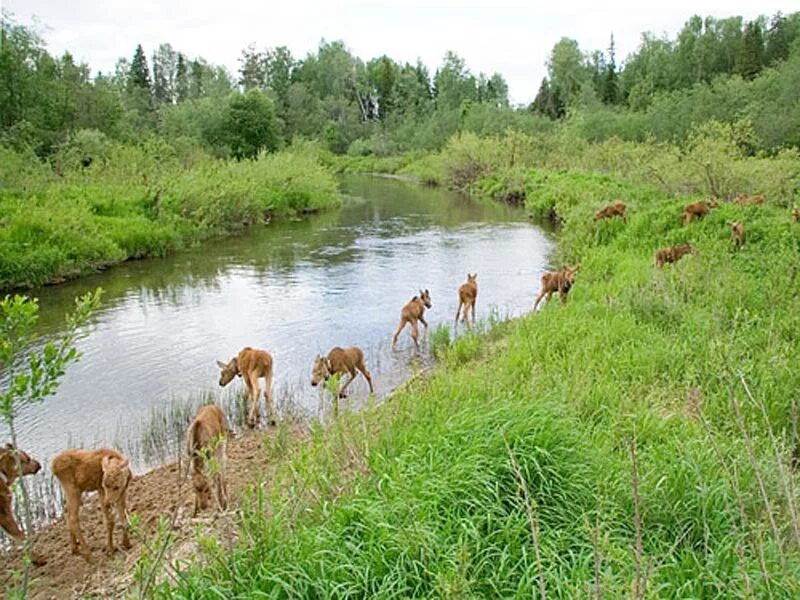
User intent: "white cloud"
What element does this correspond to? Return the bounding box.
[5,0,794,104]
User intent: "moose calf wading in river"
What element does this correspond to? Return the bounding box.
[392,289,432,349]
[217,347,274,428]
[455,274,478,326]
[311,346,374,399]
[52,448,132,561]
[534,264,580,310]
[0,444,42,544]
[186,404,229,516]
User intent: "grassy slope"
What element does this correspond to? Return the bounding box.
[0,148,340,291]
[156,170,800,598]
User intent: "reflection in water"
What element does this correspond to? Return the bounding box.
[1,175,553,474]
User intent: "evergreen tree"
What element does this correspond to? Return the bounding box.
[736,21,765,80]
[128,44,151,92]
[764,13,792,65]
[601,34,619,104]
[239,45,266,90]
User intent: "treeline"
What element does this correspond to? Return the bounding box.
[533,12,800,150]
[2,10,800,166]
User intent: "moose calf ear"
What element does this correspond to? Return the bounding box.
[216,360,227,369]
[102,456,110,471]
[119,457,129,470]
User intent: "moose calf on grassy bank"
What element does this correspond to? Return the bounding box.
[594,202,627,222]
[0,444,41,542]
[311,346,374,398]
[655,244,697,268]
[533,264,580,310]
[392,289,432,349]
[735,193,764,205]
[455,274,478,326]
[730,221,745,248]
[681,200,715,225]
[217,347,274,428]
[52,448,132,561]
[793,206,800,223]
[186,404,228,516]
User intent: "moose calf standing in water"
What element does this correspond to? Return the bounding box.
[455,274,478,326]
[217,346,274,427]
[186,404,229,516]
[534,264,580,310]
[655,244,697,268]
[392,289,432,349]
[52,448,132,561]
[311,346,374,398]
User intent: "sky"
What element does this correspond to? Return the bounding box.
[4,0,795,105]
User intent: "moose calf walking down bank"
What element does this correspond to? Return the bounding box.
[655,244,697,268]
[533,264,580,310]
[0,444,41,542]
[594,202,627,221]
[52,448,132,561]
[311,346,374,398]
[392,289,432,349]
[455,274,478,326]
[186,405,229,516]
[217,347,274,428]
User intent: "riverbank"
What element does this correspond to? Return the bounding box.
[146,160,800,595]
[0,145,340,291]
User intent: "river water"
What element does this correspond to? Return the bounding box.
[2,175,553,476]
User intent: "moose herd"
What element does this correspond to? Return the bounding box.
[2,193,798,564]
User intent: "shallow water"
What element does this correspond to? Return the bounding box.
[1,175,553,473]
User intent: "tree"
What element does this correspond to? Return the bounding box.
[152,43,177,104]
[547,38,590,111]
[221,89,280,159]
[601,34,619,104]
[0,290,101,596]
[175,52,189,102]
[128,44,151,92]
[434,51,476,110]
[239,44,266,90]
[736,20,765,80]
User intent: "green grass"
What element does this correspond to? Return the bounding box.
[151,166,800,598]
[0,149,340,290]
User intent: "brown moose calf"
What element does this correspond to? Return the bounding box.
[534,264,580,310]
[594,202,627,222]
[52,448,132,561]
[392,289,432,349]
[217,347,274,427]
[730,221,745,248]
[455,273,478,326]
[681,201,714,225]
[186,404,229,516]
[0,444,41,541]
[655,244,697,268]
[311,346,374,398]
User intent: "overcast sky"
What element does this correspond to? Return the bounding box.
[5,1,795,104]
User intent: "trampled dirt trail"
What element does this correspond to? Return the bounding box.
[1,424,310,599]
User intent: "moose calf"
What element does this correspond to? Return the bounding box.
[533,264,580,310]
[186,404,228,516]
[392,289,432,349]
[681,201,713,225]
[455,274,478,326]
[311,346,374,398]
[655,244,697,268]
[217,347,274,427]
[793,206,800,223]
[0,444,41,541]
[52,448,132,560]
[735,194,764,205]
[730,221,745,248]
[594,202,627,221]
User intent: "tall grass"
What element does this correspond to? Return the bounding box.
[154,162,800,596]
[0,144,340,290]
